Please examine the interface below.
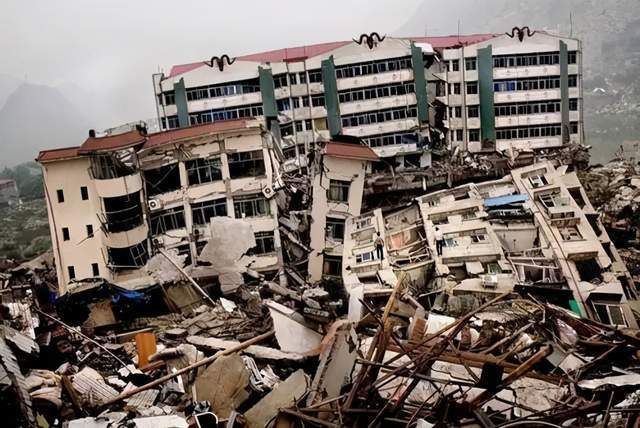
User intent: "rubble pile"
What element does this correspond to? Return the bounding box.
[580,159,640,278]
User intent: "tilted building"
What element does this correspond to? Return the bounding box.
[343,162,638,328]
[37,119,284,293]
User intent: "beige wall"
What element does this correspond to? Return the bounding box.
[308,155,368,282]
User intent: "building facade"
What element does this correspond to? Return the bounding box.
[37,120,284,293]
[153,31,582,167]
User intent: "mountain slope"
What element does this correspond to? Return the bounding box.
[0,83,91,168]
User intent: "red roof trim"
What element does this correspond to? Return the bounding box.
[78,129,146,154]
[324,142,379,162]
[144,118,254,149]
[165,35,498,78]
[37,146,81,163]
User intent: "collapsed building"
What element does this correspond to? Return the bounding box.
[11,27,640,427]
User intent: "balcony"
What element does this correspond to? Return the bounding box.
[94,172,143,198]
[103,221,149,249]
[339,94,417,116]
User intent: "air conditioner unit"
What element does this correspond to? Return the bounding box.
[262,185,276,199]
[148,199,163,211]
[482,274,498,289]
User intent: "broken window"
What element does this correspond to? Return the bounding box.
[57,189,64,203]
[326,217,346,242]
[144,163,181,196]
[81,186,89,200]
[465,57,477,70]
[192,198,228,225]
[150,206,186,235]
[86,224,94,238]
[253,231,276,255]
[527,172,549,188]
[91,263,99,277]
[228,150,265,179]
[559,227,582,241]
[103,191,143,233]
[67,266,75,280]
[62,227,70,241]
[233,194,270,218]
[470,231,488,243]
[323,255,342,277]
[575,258,601,282]
[108,242,149,271]
[186,156,223,186]
[90,153,135,179]
[328,180,350,203]
[593,302,626,326]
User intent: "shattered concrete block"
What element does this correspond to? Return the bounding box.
[267,301,322,353]
[187,335,306,362]
[198,217,258,294]
[195,354,250,418]
[145,248,188,285]
[244,369,309,428]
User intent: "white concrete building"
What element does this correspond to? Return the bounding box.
[308,141,378,282]
[37,119,284,294]
[154,31,582,167]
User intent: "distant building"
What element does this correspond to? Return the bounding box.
[0,179,19,206]
[153,30,583,168]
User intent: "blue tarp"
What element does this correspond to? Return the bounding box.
[483,194,528,207]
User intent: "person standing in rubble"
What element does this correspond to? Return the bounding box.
[435,227,444,256]
[375,232,385,260]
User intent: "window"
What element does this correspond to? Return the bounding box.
[451,59,460,71]
[81,186,89,200]
[276,99,291,111]
[593,302,626,326]
[527,173,548,188]
[298,72,307,84]
[323,255,342,277]
[443,237,457,247]
[326,217,346,242]
[273,74,288,88]
[465,57,477,70]
[151,206,186,235]
[192,198,227,225]
[470,232,488,243]
[569,99,578,111]
[568,51,577,64]
[355,251,376,263]
[86,224,94,238]
[186,156,223,185]
[187,103,263,125]
[335,56,411,79]
[559,227,582,241]
[144,163,181,196]
[539,193,559,209]
[91,263,99,277]
[328,180,350,203]
[62,227,70,241]
[469,129,480,142]
[454,106,462,117]
[56,189,64,203]
[308,70,322,83]
[228,150,265,179]
[468,106,479,118]
[103,192,143,233]
[311,95,325,107]
[455,129,463,141]
[568,75,578,87]
[67,266,75,280]
[234,194,270,218]
[450,83,461,95]
[108,242,149,270]
[253,231,275,255]
[288,73,297,85]
[466,82,478,94]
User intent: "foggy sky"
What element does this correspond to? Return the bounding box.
[1,0,424,128]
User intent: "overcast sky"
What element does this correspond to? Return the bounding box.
[1,0,424,127]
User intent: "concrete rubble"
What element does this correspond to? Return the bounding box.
[2,136,640,426]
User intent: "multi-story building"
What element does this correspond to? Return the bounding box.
[307,141,378,282]
[153,31,582,170]
[438,31,583,154]
[37,119,284,293]
[344,161,638,328]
